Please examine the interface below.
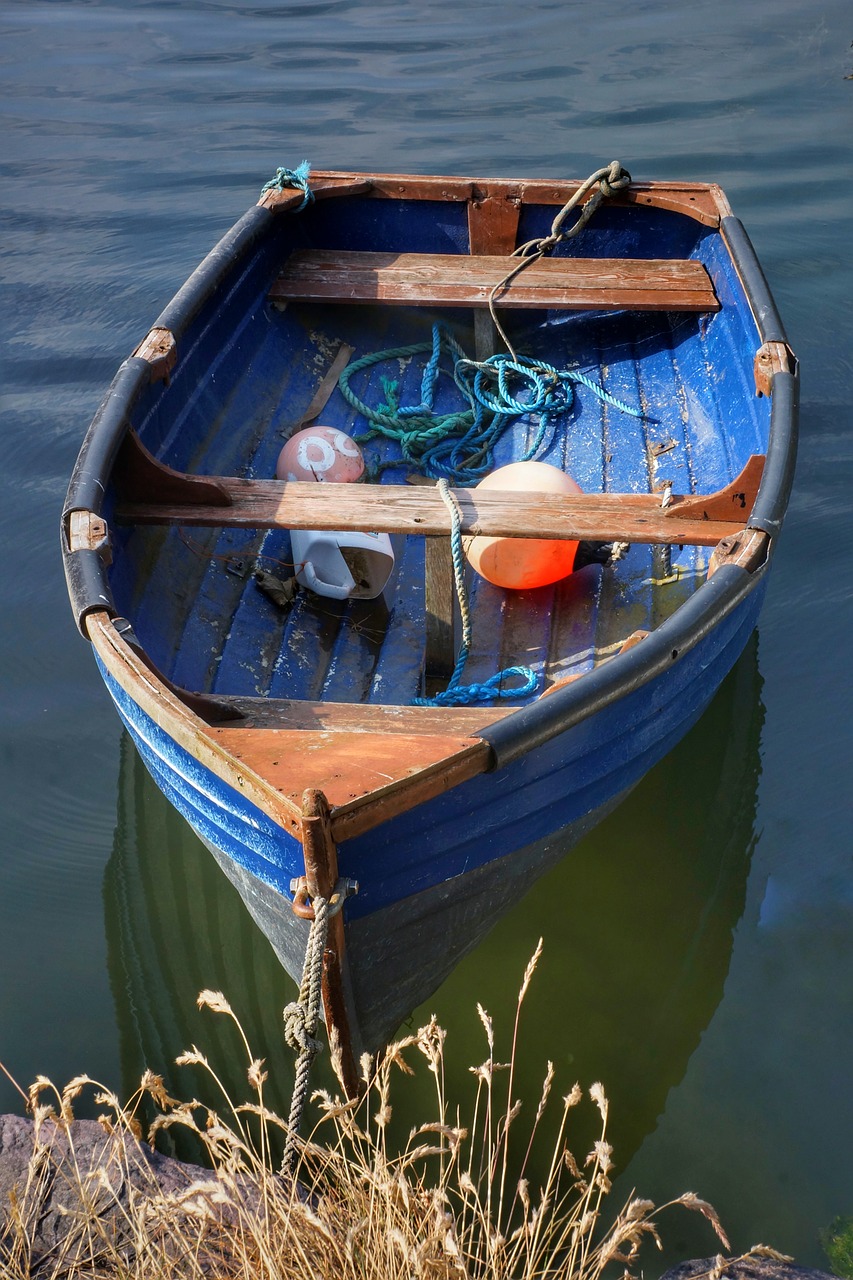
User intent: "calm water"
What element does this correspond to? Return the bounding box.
[1,0,851,1270]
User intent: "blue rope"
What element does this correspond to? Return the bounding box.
[260,160,314,209]
[339,324,642,487]
[412,480,541,707]
[415,665,540,707]
[456,353,644,421]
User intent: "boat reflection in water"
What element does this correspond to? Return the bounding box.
[105,635,762,1172]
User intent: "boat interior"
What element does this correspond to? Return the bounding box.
[93,178,772,726]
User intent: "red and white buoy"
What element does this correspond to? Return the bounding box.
[276,426,366,484]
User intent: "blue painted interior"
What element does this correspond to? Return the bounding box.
[106,195,770,706]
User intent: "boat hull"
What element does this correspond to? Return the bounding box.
[98,570,764,1051]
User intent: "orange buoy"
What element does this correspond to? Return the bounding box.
[465,460,582,590]
[276,426,365,483]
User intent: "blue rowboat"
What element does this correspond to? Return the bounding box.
[62,165,797,1096]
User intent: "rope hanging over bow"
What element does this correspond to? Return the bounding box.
[280,893,328,1178]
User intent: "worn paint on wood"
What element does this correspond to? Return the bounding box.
[115,455,764,546]
[270,250,720,311]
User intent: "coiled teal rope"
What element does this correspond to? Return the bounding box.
[260,159,314,209]
[339,323,642,486]
[412,480,540,707]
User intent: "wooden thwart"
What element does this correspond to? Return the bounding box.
[270,250,720,313]
[116,452,765,549]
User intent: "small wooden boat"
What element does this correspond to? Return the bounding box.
[63,164,797,1096]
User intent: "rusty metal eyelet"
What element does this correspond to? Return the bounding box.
[289,876,359,921]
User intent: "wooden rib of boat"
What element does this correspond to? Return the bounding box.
[62,166,797,1097]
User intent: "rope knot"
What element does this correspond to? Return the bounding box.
[260,160,314,209]
[599,161,631,198]
[534,232,561,256]
[280,891,330,1177]
[283,1001,323,1056]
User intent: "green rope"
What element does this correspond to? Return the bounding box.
[338,324,642,487]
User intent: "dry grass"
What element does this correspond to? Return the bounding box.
[1,948,734,1279]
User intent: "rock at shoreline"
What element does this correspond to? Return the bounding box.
[662,1256,842,1280]
[0,1112,228,1271]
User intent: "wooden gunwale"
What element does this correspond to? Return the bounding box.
[261,171,731,227]
[196,696,513,733]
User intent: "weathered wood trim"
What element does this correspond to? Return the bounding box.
[199,694,512,733]
[85,611,304,838]
[540,628,650,698]
[115,454,765,548]
[654,454,765,522]
[270,251,719,312]
[202,724,492,836]
[753,340,796,397]
[116,430,233,508]
[131,327,177,383]
[291,343,356,423]
[303,171,727,225]
[300,789,363,1098]
[424,537,457,689]
[327,737,493,843]
[67,510,111,559]
[257,177,374,211]
[467,191,522,256]
[707,528,769,577]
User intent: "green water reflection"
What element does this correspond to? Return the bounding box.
[105,637,762,1186]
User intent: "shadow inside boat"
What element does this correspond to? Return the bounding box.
[104,632,763,1169]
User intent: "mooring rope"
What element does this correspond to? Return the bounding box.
[260,159,314,209]
[413,479,540,707]
[281,894,329,1178]
[487,160,632,358]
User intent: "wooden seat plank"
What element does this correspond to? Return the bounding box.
[270,250,719,312]
[114,433,763,548]
[116,470,760,549]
